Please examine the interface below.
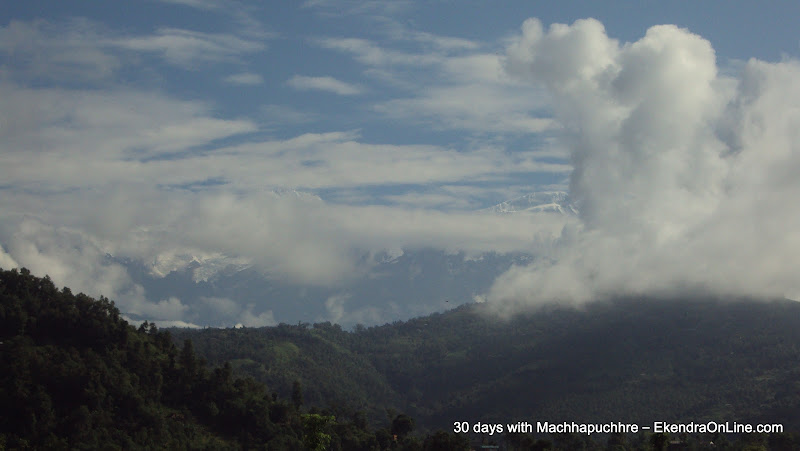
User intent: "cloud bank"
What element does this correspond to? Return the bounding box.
[4,11,799,326]
[488,18,800,313]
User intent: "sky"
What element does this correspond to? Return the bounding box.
[2,1,800,326]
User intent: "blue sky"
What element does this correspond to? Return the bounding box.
[2,1,800,326]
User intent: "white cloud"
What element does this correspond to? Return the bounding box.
[376,83,556,134]
[313,37,440,66]
[0,245,19,269]
[486,18,800,314]
[149,319,203,329]
[200,296,275,327]
[323,294,350,323]
[0,19,120,82]
[139,296,190,320]
[201,296,240,316]
[156,0,223,9]
[313,28,558,137]
[22,11,798,328]
[381,21,479,51]
[1,19,267,79]
[0,218,173,320]
[0,83,257,189]
[382,191,477,210]
[112,27,265,67]
[239,304,276,327]
[302,0,413,17]
[287,75,363,95]
[0,61,571,289]
[224,72,264,85]
[0,14,573,326]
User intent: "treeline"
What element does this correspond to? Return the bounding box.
[0,268,467,450]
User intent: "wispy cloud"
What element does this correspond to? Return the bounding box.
[313,34,555,135]
[155,0,224,10]
[224,72,264,85]
[287,75,363,95]
[112,27,265,67]
[0,19,120,83]
[376,83,556,134]
[313,37,440,66]
[302,0,413,17]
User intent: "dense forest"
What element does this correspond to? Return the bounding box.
[175,295,800,435]
[3,266,800,450]
[0,268,468,450]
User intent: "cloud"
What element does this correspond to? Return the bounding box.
[259,104,317,125]
[487,18,800,314]
[316,32,556,135]
[0,56,570,296]
[381,191,477,210]
[139,296,190,320]
[201,296,276,327]
[238,304,276,327]
[0,89,260,208]
[0,19,120,83]
[302,0,413,17]
[112,27,265,67]
[380,21,479,52]
[376,83,556,134]
[1,18,267,79]
[0,245,19,269]
[149,320,202,329]
[155,0,223,10]
[224,72,264,85]
[323,294,350,323]
[313,37,440,66]
[0,56,567,292]
[200,296,240,317]
[312,26,559,137]
[287,75,363,95]
[0,218,184,320]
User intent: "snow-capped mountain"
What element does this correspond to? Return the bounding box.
[147,252,251,282]
[483,191,578,216]
[116,191,575,327]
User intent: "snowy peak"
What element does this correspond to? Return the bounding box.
[484,191,578,216]
[148,252,251,282]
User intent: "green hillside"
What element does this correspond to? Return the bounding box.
[177,296,800,435]
[5,266,800,450]
[0,268,469,450]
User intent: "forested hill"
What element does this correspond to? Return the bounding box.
[5,266,800,449]
[0,268,470,450]
[176,294,800,435]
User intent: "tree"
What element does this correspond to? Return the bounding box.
[423,430,470,450]
[302,413,335,451]
[391,414,415,439]
[606,432,628,451]
[180,339,197,377]
[292,379,304,410]
[650,432,669,451]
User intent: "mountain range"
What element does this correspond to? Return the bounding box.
[117,192,573,328]
[481,191,578,216]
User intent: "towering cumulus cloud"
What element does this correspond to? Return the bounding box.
[489,18,800,311]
